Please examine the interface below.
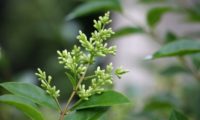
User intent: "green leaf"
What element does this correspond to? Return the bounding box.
[151,39,200,59]
[143,93,178,112]
[72,90,130,110]
[66,72,76,88]
[186,5,200,22]
[112,26,144,38]
[144,100,174,111]
[169,109,188,120]
[140,0,166,3]
[0,82,57,110]
[165,31,178,43]
[65,108,108,120]
[147,7,172,28]
[66,0,122,20]
[186,10,200,22]
[0,94,44,120]
[160,65,189,76]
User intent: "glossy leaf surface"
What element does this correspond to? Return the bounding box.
[112,26,144,38]
[0,94,44,120]
[65,108,108,120]
[152,40,200,59]
[73,90,130,110]
[147,7,171,28]
[66,0,122,20]
[0,82,57,110]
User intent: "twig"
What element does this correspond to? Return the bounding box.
[54,97,62,112]
[178,57,200,81]
[59,64,89,120]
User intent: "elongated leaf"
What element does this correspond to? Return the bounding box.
[0,82,57,110]
[169,110,188,120]
[140,0,166,3]
[0,94,44,120]
[112,26,144,38]
[65,108,108,120]
[151,40,200,59]
[73,90,130,110]
[160,65,189,76]
[66,0,122,20]
[144,100,174,111]
[66,72,76,88]
[147,7,171,28]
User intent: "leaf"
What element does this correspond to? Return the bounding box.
[112,26,144,39]
[66,72,76,88]
[169,109,188,120]
[152,39,200,59]
[0,82,57,110]
[186,5,200,22]
[144,100,174,111]
[165,31,178,43]
[72,90,130,110]
[0,94,44,120]
[65,108,108,120]
[186,10,200,22]
[66,0,122,20]
[147,7,172,28]
[144,93,178,112]
[160,65,189,76]
[140,0,166,3]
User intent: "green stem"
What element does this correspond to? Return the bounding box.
[84,75,96,80]
[69,99,83,111]
[178,57,200,81]
[59,64,90,120]
[53,97,62,112]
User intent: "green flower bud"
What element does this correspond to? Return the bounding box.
[115,67,128,79]
[78,31,94,52]
[35,68,60,98]
[106,63,113,73]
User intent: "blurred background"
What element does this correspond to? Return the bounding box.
[0,0,200,120]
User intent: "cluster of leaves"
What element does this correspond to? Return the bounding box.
[0,12,130,120]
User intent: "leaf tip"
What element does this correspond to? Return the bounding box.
[65,14,74,21]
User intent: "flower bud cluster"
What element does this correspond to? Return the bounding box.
[57,12,118,87]
[35,68,60,98]
[35,12,128,102]
[57,46,88,76]
[77,63,114,100]
[77,12,116,57]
